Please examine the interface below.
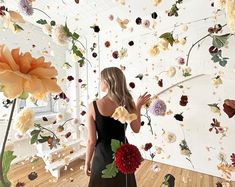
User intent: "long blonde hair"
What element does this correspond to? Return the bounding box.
[101,67,135,112]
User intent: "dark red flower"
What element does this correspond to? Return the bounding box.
[112,51,119,59]
[67,75,74,81]
[223,102,235,118]
[144,143,152,151]
[180,95,188,106]
[231,153,235,166]
[65,132,71,138]
[129,82,135,89]
[16,182,25,187]
[158,79,163,87]
[104,41,110,47]
[115,144,141,174]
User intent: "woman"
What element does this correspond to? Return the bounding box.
[85,67,151,187]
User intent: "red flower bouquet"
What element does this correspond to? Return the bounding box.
[102,139,142,178]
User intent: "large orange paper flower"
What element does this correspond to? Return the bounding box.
[0,45,61,99]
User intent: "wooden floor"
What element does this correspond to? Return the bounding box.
[8,158,235,187]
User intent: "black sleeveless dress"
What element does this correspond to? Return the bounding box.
[88,101,137,187]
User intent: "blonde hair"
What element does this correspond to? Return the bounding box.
[101,67,135,112]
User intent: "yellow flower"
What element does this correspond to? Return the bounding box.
[212,76,223,87]
[14,108,34,134]
[149,45,160,56]
[0,45,61,99]
[112,106,137,124]
[158,38,169,51]
[153,0,162,6]
[225,0,235,34]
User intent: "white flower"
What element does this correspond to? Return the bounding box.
[182,67,192,76]
[151,163,161,173]
[167,66,176,77]
[225,0,235,34]
[181,24,188,32]
[119,48,128,59]
[181,149,191,156]
[179,38,187,45]
[14,108,34,134]
[164,132,176,143]
[56,113,64,121]
[214,0,226,9]
[52,25,68,45]
[42,23,52,35]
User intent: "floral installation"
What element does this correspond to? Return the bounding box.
[101,139,142,178]
[36,20,89,67]
[0,45,61,186]
[0,6,25,33]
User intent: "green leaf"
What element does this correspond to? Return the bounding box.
[78,59,85,67]
[101,161,118,178]
[72,32,79,40]
[2,151,17,186]
[31,134,39,144]
[13,23,24,31]
[30,129,41,136]
[159,32,175,46]
[36,19,47,25]
[111,139,121,153]
[63,22,72,37]
[219,59,227,67]
[50,20,56,26]
[212,34,230,48]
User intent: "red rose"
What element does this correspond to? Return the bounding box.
[115,144,141,174]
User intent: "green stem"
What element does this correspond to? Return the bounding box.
[0,99,16,187]
[38,125,59,140]
[33,8,51,19]
[61,118,73,127]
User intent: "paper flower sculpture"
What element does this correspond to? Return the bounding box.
[112,106,137,124]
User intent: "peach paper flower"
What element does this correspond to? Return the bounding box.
[0,45,61,99]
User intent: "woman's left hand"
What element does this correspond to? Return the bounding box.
[136,92,151,110]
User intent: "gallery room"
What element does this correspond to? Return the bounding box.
[0,0,235,186]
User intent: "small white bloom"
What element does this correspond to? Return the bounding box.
[167,66,176,77]
[164,132,176,143]
[52,25,68,45]
[42,23,52,35]
[158,38,169,51]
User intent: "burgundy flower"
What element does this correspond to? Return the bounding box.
[231,153,235,166]
[115,144,141,174]
[223,101,235,118]
[129,82,135,89]
[180,95,188,106]
[144,143,152,151]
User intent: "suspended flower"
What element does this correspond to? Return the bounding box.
[19,0,34,16]
[164,131,176,143]
[119,47,128,59]
[212,76,223,87]
[153,0,162,6]
[182,67,192,77]
[115,144,141,174]
[167,66,176,77]
[231,153,235,166]
[2,11,25,33]
[42,23,52,35]
[149,45,160,56]
[52,25,69,45]
[208,103,221,114]
[142,19,150,28]
[214,0,226,9]
[148,99,167,116]
[14,108,34,134]
[0,45,61,99]
[158,38,169,51]
[179,38,187,45]
[116,17,129,29]
[112,106,137,124]
[144,143,152,151]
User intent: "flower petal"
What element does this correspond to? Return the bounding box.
[29,66,58,79]
[8,10,25,23]
[0,45,19,71]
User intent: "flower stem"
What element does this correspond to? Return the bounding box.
[33,8,51,19]
[186,23,227,66]
[61,118,73,127]
[0,99,16,187]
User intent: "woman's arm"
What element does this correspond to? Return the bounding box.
[130,92,151,133]
[85,102,97,176]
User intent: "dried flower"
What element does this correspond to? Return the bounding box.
[164,132,176,143]
[208,103,221,114]
[144,143,152,151]
[119,48,128,59]
[177,57,185,65]
[14,108,34,134]
[149,45,160,56]
[158,38,169,51]
[42,23,52,35]
[148,99,167,116]
[52,25,68,45]
[142,19,150,28]
[19,0,33,16]
[231,153,235,166]
[153,0,162,6]
[115,144,141,174]
[212,76,223,87]
[182,67,192,77]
